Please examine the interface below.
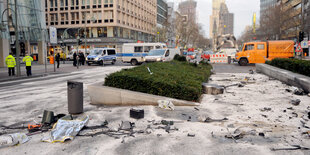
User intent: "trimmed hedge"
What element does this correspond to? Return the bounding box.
[104,60,212,101]
[266,58,310,77]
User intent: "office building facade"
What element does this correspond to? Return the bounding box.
[45,0,157,52]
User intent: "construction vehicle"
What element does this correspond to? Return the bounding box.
[235,40,294,66]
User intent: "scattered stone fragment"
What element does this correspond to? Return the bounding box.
[249,69,254,74]
[290,99,301,106]
[261,114,268,118]
[204,117,228,123]
[308,93,310,97]
[120,121,134,131]
[202,83,224,95]
[227,124,235,128]
[260,107,272,112]
[187,133,195,137]
[293,88,305,96]
[194,107,199,111]
[258,132,265,137]
[285,89,292,93]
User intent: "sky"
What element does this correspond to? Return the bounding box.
[168,0,260,38]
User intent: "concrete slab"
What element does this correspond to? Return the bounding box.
[256,63,310,93]
[88,83,199,106]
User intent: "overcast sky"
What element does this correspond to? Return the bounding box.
[168,0,260,38]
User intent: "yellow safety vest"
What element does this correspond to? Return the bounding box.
[23,56,33,66]
[5,55,16,68]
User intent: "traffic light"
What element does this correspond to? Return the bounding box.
[299,31,304,42]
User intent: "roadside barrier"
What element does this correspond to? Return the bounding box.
[210,54,228,63]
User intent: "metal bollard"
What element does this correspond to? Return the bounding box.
[67,81,83,114]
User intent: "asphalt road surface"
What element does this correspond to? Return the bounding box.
[212,63,256,73]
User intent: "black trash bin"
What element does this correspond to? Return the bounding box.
[67,81,83,114]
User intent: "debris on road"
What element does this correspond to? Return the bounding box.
[202,83,224,95]
[187,133,195,137]
[130,108,144,119]
[260,107,272,112]
[270,145,310,151]
[41,115,89,143]
[120,121,135,131]
[249,69,255,74]
[202,117,228,123]
[158,100,175,111]
[290,99,301,106]
[0,133,30,148]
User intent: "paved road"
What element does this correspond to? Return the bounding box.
[212,63,256,73]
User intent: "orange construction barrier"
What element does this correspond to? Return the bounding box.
[49,56,54,64]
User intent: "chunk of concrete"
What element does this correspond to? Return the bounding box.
[87,83,199,106]
[202,83,224,95]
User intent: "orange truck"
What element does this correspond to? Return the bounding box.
[235,40,294,66]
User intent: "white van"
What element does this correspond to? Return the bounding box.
[145,48,180,62]
[117,43,167,65]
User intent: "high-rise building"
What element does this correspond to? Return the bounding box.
[218,3,234,35]
[278,0,303,40]
[209,0,225,38]
[260,0,277,17]
[157,0,168,27]
[45,0,157,52]
[0,0,47,67]
[178,0,197,23]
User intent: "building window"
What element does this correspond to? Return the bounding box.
[50,0,53,7]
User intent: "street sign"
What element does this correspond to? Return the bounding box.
[49,27,57,45]
[301,41,309,48]
[296,43,303,53]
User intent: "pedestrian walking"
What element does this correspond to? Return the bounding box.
[22,53,33,76]
[78,52,84,66]
[56,53,60,68]
[81,52,85,65]
[73,52,77,66]
[5,53,16,76]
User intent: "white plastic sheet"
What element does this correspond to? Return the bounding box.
[0,133,30,148]
[158,100,175,111]
[42,115,89,143]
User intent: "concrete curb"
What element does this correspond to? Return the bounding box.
[88,83,199,106]
[256,64,310,93]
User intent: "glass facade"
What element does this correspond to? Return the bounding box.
[0,0,47,42]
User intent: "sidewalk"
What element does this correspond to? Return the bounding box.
[0,61,95,82]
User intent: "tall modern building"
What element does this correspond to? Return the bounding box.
[260,0,277,18]
[278,0,303,40]
[209,0,225,38]
[218,3,234,35]
[178,0,197,23]
[0,0,47,67]
[45,0,157,52]
[157,0,168,27]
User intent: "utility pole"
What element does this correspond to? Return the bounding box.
[14,0,20,77]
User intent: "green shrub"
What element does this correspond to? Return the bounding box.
[174,54,187,62]
[266,58,310,77]
[104,61,212,101]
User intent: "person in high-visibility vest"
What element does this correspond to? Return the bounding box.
[5,53,16,76]
[23,53,34,76]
